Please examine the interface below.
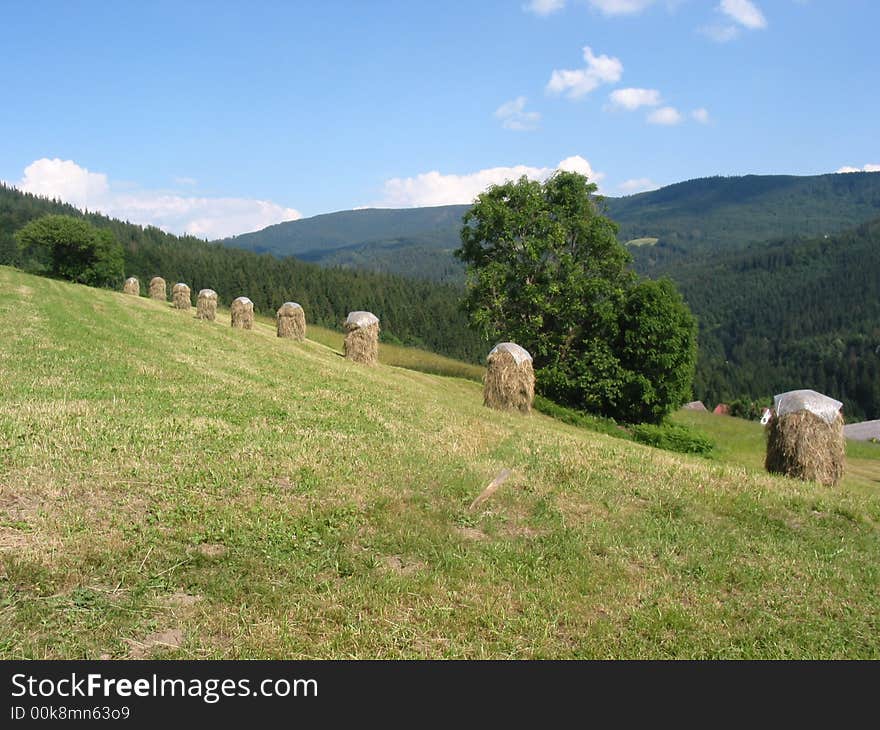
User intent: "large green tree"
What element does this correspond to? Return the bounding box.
[456,171,697,423]
[16,214,124,287]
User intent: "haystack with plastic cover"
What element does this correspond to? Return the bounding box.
[484,342,534,414]
[343,311,379,365]
[197,289,218,321]
[172,283,191,310]
[122,277,139,296]
[231,296,254,329]
[276,302,306,340]
[149,277,167,301]
[765,389,845,486]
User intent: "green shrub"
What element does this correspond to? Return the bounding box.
[630,421,714,455]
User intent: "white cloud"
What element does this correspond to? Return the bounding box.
[646,106,683,125]
[608,87,662,110]
[618,177,659,193]
[379,156,604,208]
[12,158,301,239]
[719,0,767,29]
[589,0,655,15]
[836,164,880,173]
[700,24,740,42]
[19,158,111,206]
[524,0,566,15]
[494,97,541,131]
[547,46,623,100]
[172,176,198,186]
[691,107,711,123]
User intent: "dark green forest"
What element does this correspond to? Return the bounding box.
[0,184,484,362]
[674,219,880,420]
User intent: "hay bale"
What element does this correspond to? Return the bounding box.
[172,283,191,310]
[231,296,254,329]
[276,301,306,340]
[483,342,534,414]
[149,277,167,301]
[765,389,845,486]
[196,289,218,321]
[343,311,380,364]
[122,277,139,296]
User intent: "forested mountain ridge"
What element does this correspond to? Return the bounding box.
[677,217,880,419]
[216,172,880,281]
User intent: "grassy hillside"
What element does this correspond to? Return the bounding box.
[1,267,879,659]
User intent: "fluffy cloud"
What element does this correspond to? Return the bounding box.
[646,106,683,125]
[702,0,766,42]
[618,177,659,193]
[608,87,662,110]
[691,107,711,123]
[547,46,623,100]
[836,164,880,173]
[11,158,301,239]
[379,156,603,208]
[494,97,541,131]
[589,0,655,15]
[524,0,566,15]
[719,0,767,29]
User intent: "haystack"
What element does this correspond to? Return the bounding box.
[483,342,534,414]
[343,311,380,365]
[276,301,306,340]
[197,289,218,321]
[149,277,167,301]
[231,296,254,329]
[765,389,845,486]
[123,277,139,296]
[172,283,191,310]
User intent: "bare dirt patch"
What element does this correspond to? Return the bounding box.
[454,526,488,541]
[379,555,427,575]
[195,543,227,558]
[126,628,185,658]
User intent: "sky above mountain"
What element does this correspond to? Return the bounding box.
[1,1,877,238]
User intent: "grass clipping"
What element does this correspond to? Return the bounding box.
[197,289,218,321]
[343,311,379,365]
[484,342,534,414]
[765,411,845,486]
[231,296,254,329]
[172,283,191,310]
[149,277,166,301]
[276,302,306,340]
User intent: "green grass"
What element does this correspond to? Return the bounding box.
[1,266,879,659]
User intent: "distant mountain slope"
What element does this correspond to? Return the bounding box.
[220,204,469,259]
[216,172,880,281]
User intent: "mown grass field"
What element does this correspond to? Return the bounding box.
[1,266,878,659]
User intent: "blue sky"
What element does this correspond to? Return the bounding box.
[1,0,877,237]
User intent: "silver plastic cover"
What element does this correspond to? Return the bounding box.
[773,389,843,425]
[488,342,532,365]
[345,311,379,328]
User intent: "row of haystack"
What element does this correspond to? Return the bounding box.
[124,277,536,409]
[123,278,849,487]
[123,277,362,356]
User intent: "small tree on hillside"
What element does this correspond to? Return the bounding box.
[16,215,124,287]
[455,171,697,423]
